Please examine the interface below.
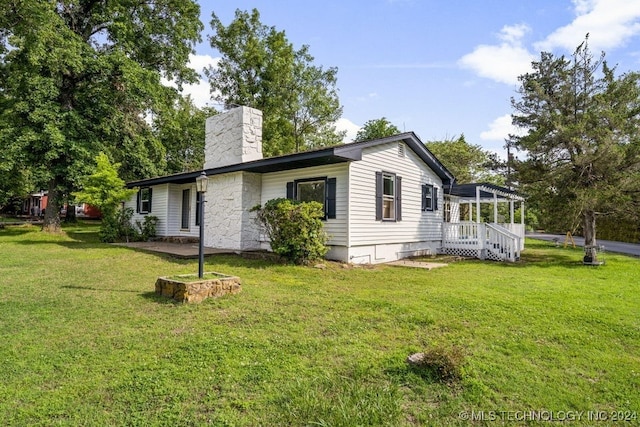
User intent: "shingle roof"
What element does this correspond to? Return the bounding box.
[126,132,455,188]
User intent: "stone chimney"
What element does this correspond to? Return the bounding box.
[204,106,263,169]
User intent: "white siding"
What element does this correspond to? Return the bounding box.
[349,142,444,248]
[260,163,349,246]
[124,183,170,236]
[166,184,199,238]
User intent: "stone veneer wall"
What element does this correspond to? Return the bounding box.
[203,171,262,251]
[204,106,263,169]
[202,106,265,251]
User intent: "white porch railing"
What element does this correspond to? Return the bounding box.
[500,223,525,251]
[442,222,521,262]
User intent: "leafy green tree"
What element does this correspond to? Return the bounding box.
[154,96,217,174]
[73,153,138,243]
[354,118,401,142]
[73,153,136,217]
[206,9,344,156]
[425,135,499,184]
[511,37,640,260]
[0,0,203,232]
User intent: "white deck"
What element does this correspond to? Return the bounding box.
[442,222,524,262]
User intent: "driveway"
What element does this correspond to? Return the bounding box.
[526,232,640,257]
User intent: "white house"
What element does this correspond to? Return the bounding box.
[125,106,525,263]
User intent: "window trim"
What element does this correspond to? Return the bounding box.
[376,171,402,222]
[137,187,152,214]
[382,172,396,221]
[285,176,336,220]
[422,184,438,212]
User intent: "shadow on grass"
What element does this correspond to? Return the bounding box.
[139,291,183,305]
[61,285,141,293]
[0,227,35,237]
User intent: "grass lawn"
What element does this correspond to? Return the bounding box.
[1,223,638,426]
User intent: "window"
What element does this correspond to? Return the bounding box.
[421,184,438,212]
[382,173,395,220]
[297,180,325,205]
[285,177,337,219]
[181,189,190,229]
[136,187,152,214]
[375,171,402,221]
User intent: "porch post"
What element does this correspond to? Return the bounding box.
[476,186,481,224]
[510,199,514,224]
[520,201,525,225]
[493,192,498,223]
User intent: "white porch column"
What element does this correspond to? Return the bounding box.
[521,201,525,225]
[510,199,514,224]
[493,192,498,223]
[476,186,481,224]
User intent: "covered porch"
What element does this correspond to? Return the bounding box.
[443,183,526,262]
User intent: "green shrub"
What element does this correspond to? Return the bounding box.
[99,207,138,243]
[252,198,328,264]
[136,215,159,241]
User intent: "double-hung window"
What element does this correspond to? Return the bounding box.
[421,184,438,212]
[137,187,152,214]
[382,173,396,220]
[375,171,402,221]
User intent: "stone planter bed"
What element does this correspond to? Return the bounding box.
[155,272,241,303]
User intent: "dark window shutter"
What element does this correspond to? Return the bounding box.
[148,188,153,213]
[434,187,439,210]
[375,172,382,220]
[421,184,427,211]
[326,178,336,219]
[136,190,140,213]
[286,182,294,199]
[396,176,402,221]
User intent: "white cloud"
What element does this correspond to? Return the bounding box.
[335,117,361,142]
[480,114,526,141]
[459,24,535,85]
[535,0,640,52]
[162,54,220,108]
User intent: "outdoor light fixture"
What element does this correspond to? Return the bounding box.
[196,171,208,278]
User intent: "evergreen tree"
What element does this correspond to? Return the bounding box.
[511,37,640,260]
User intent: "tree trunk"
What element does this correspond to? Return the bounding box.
[42,180,62,233]
[583,209,597,263]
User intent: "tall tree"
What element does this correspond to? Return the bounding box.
[206,9,344,157]
[511,37,640,261]
[153,96,217,174]
[0,1,203,232]
[354,118,401,142]
[425,135,499,184]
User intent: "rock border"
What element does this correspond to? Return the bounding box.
[155,273,241,303]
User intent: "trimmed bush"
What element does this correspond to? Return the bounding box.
[252,198,328,264]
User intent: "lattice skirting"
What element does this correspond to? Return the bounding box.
[443,247,481,258]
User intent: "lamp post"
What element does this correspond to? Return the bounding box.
[195,171,209,278]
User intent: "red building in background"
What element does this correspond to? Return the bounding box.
[22,191,101,219]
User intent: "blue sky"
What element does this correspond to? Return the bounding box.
[181,0,640,158]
